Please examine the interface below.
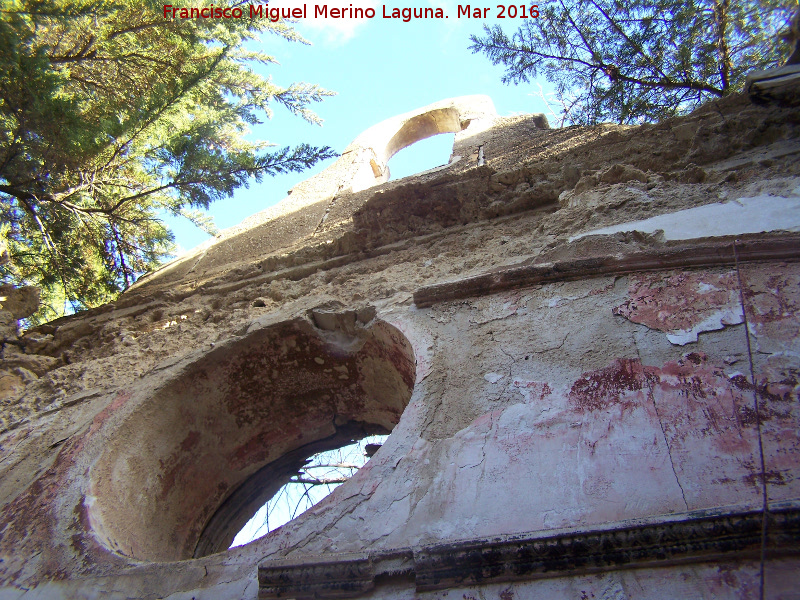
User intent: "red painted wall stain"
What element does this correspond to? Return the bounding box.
[569,358,650,411]
[0,390,132,583]
[613,271,742,340]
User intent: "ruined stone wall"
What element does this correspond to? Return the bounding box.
[0,92,799,599]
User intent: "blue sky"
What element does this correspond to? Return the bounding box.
[164,0,553,252]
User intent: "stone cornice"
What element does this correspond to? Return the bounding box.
[413,233,800,308]
[258,502,800,598]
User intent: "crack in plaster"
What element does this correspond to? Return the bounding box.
[630,331,689,510]
[183,246,210,278]
[485,332,518,409]
[0,436,27,466]
[468,410,497,524]
[487,330,515,369]
[497,344,514,361]
[240,575,259,598]
[405,465,433,525]
[532,333,569,355]
[469,291,532,324]
[278,489,373,556]
[732,243,769,599]
[650,389,690,511]
[272,457,392,556]
[372,488,414,543]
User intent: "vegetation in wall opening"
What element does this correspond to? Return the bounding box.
[230,435,388,548]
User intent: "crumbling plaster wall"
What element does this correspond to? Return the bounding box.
[0,92,799,599]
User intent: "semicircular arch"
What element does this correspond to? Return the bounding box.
[88,315,415,561]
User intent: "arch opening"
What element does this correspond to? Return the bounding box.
[350,106,469,191]
[387,132,455,181]
[88,317,415,562]
[229,434,388,548]
[383,107,463,162]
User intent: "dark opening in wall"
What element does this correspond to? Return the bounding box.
[88,315,415,561]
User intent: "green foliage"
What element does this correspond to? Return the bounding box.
[470,0,796,125]
[0,0,336,323]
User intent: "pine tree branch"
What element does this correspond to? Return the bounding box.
[302,463,360,470]
[607,71,723,96]
[557,0,600,64]
[3,145,336,219]
[106,20,164,41]
[100,48,229,170]
[110,224,130,288]
[475,39,600,74]
[585,0,670,82]
[1,1,337,320]
[47,34,97,64]
[290,476,350,485]
[713,0,732,92]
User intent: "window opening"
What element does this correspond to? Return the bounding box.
[88,318,415,562]
[387,132,455,181]
[230,434,388,547]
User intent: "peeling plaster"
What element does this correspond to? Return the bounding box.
[571,181,800,242]
[4,93,800,599]
[613,271,744,345]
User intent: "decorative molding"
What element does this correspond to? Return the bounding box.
[258,502,800,598]
[413,234,800,308]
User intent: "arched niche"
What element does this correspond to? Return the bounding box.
[88,316,415,562]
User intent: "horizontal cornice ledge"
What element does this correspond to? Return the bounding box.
[413,233,800,308]
[258,501,800,599]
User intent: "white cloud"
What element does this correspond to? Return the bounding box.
[425,0,466,40]
[426,0,456,11]
[267,0,381,45]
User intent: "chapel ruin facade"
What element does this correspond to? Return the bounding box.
[1,89,799,598]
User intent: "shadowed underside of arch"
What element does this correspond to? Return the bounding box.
[88,315,415,561]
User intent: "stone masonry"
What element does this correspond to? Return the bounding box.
[1,90,799,599]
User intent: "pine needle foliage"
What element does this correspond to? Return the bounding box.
[0,0,336,323]
[470,0,796,125]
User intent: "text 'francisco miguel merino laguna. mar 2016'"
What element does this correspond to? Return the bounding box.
[162,3,540,22]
